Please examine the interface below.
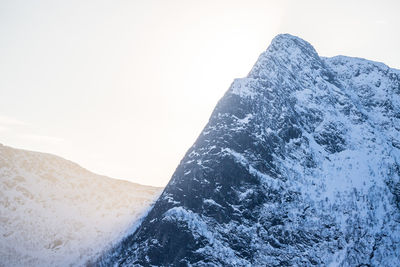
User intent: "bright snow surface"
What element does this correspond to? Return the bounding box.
[0,144,162,266]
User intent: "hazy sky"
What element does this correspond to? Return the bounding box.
[1,0,399,186]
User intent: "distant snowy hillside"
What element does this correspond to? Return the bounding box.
[98,34,400,266]
[0,144,162,266]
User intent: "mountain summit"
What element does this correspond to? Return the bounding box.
[98,34,400,266]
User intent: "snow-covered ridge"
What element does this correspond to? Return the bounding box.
[0,143,162,267]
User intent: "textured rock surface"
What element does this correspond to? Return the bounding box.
[98,34,400,266]
[0,144,161,267]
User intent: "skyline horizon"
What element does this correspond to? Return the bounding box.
[1,0,399,186]
[2,31,399,187]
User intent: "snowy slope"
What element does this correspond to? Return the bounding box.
[98,34,400,266]
[0,144,162,267]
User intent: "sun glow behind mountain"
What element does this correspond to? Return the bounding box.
[0,0,399,186]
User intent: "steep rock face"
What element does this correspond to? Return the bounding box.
[99,34,400,266]
[0,144,162,267]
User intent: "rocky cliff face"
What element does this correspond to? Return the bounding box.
[98,34,400,266]
[0,144,161,267]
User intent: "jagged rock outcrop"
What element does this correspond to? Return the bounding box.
[98,34,400,266]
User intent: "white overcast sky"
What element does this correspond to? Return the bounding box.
[1,0,399,186]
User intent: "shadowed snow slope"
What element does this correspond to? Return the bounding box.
[0,144,162,267]
[97,34,400,266]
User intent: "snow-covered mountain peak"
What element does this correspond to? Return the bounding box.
[248,34,322,82]
[98,34,400,266]
[268,33,318,57]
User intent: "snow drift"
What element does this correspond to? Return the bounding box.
[0,144,162,266]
